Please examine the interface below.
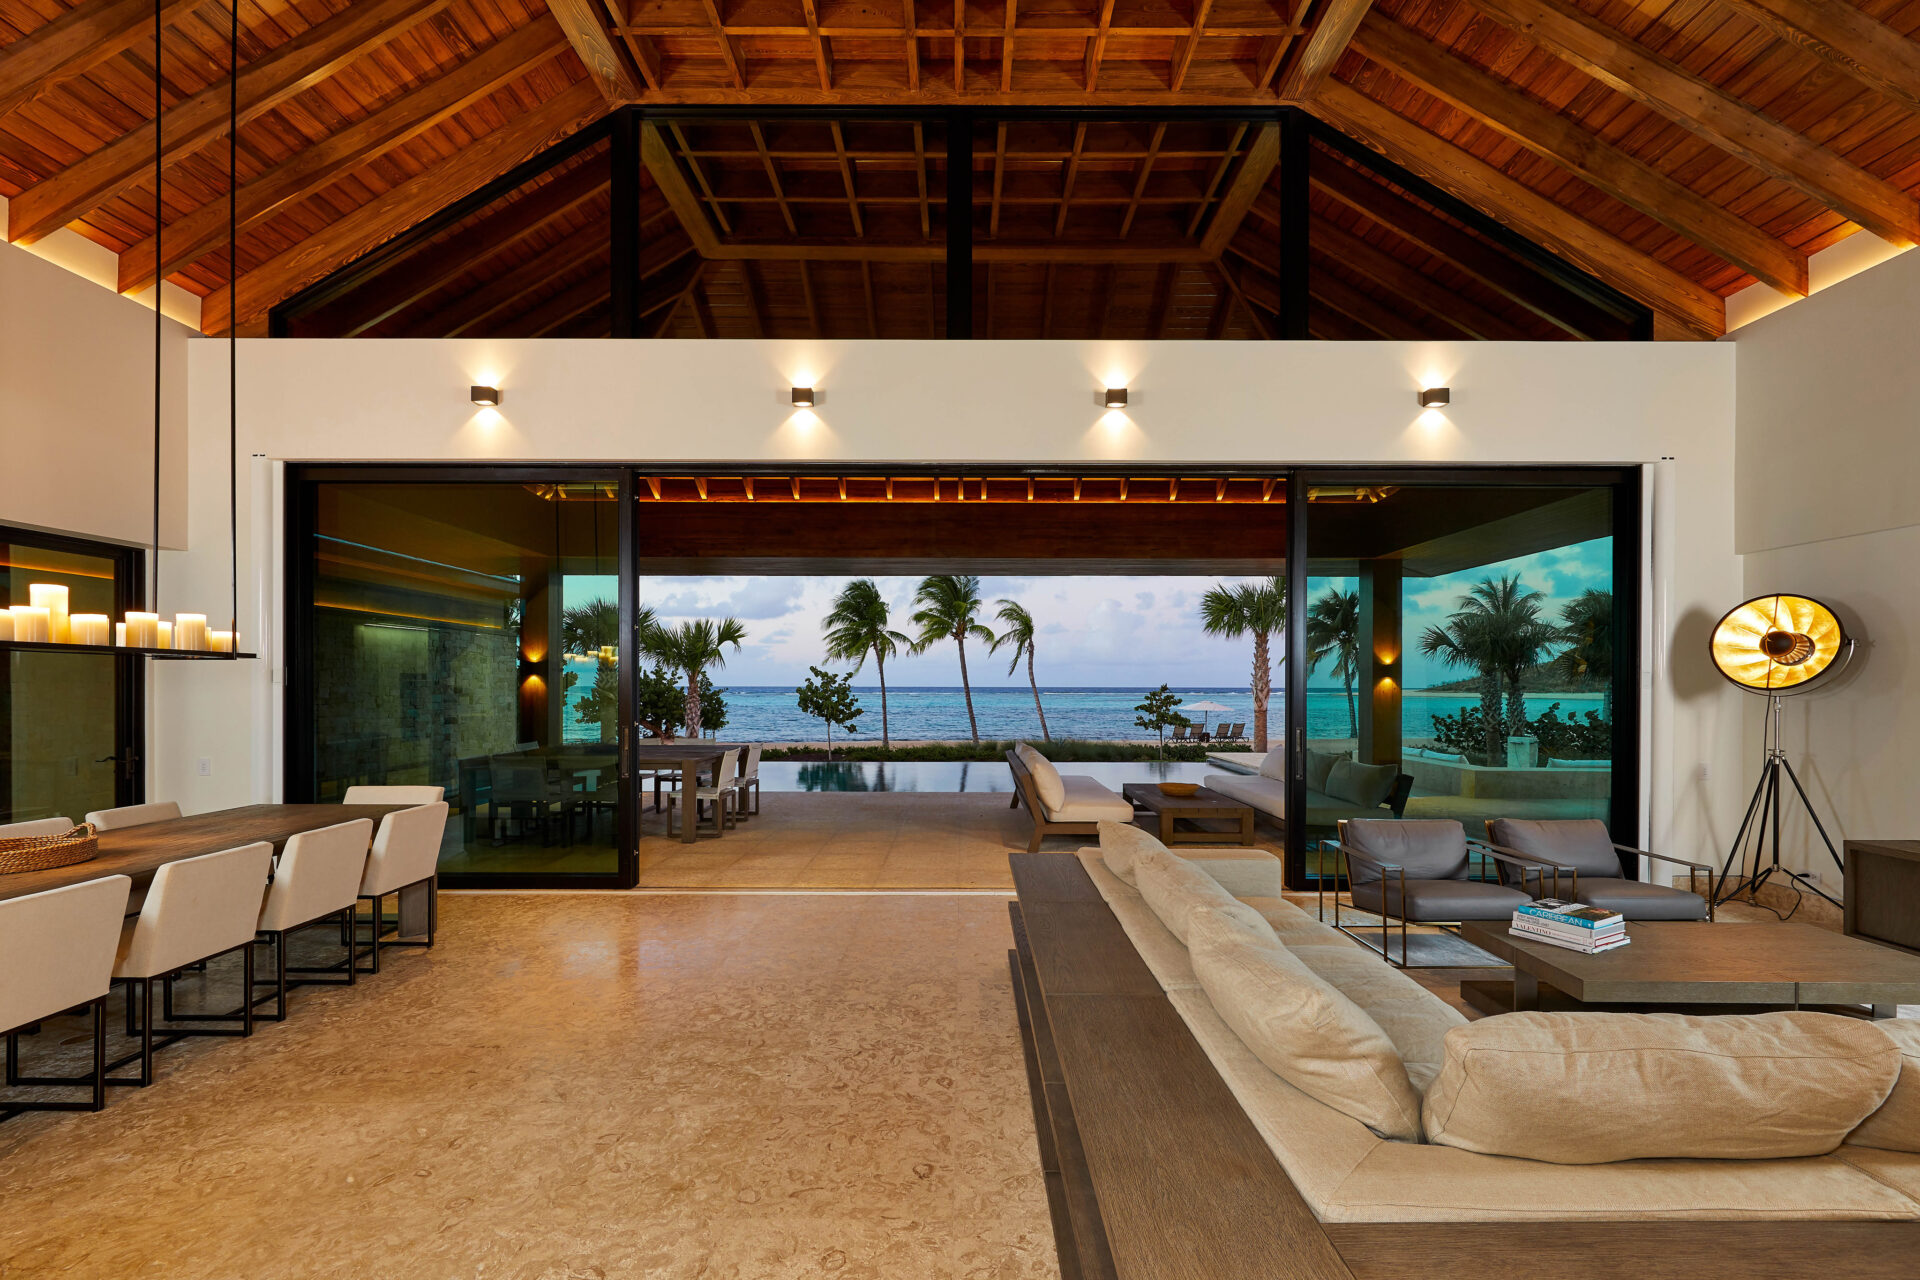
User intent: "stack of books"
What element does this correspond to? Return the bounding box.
[1511,899,1629,954]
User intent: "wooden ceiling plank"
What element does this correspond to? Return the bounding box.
[1055,122,1087,236]
[1172,0,1216,93]
[1120,122,1166,238]
[1149,261,1175,336]
[426,224,613,337]
[642,119,724,253]
[669,121,733,235]
[1277,0,1376,103]
[989,122,1007,236]
[861,259,877,336]
[1085,0,1117,90]
[1199,120,1280,255]
[902,0,920,90]
[1214,258,1274,337]
[692,271,717,335]
[117,19,569,295]
[830,121,862,235]
[953,0,964,92]
[201,79,603,334]
[1003,0,1017,92]
[698,0,748,88]
[545,0,645,104]
[8,0,458,246]
[1713,0,1920,119]
[799,258,821,332]
[1205,265,1233,337]
[1307,214,1529,338]
[748,120,798,235]
[913,121,931,238]
[0,0,202,122]
[1349,11,1808,296]
[515,270,610,338]
[741,260,767,336]
[799,0,834,90]
[1185,121,1247,236]
[1469,0,1920,247]
[1312,81,1724,336]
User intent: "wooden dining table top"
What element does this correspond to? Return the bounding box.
[0,803,405,903]
[628,742,745,766]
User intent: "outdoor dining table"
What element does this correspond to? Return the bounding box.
[0,803,414,924]
[631,742,746,843]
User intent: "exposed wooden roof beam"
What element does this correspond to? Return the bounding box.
[0,0,202,122]
[1349,11,1808,296]
[1469,0,1920,247]
[1312,80,1724,336]
[1120,123,1166,238]
[1186,121,1248,236]
[1303,213,1530,338]
[1055,122,1087,236]
[544,0,644,104]
[1002,0,1017,92]
[901,0,920,90]
[741,261,767,336]
[830,121,862,236]
[1277,0,1376,103]
[698,0,748,88]
[749,121,798,235]
[117,19,568,295]
[201,79,601,334]
[913,122,931,238]
[513,271,610,338]
[1713,0,1920,118]
[1171,0,1216,93]
[8,0,457,245]
[1199,121,1280,255]
[988,122,1007,236]
[641,121,723,254]
[669,121,733,235]
[424,225,613,337]
[1214,259,1274,338]
[952,0,964,91]
[1085,0,1117,89]
[799,0,833,90]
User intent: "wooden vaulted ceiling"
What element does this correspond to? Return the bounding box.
[2,0,1918,339]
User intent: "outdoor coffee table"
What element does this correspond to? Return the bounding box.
[1458,920,1920,1019]
[1121,783,1256,847]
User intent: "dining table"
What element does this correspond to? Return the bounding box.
[0,803,417,927]
[631,742,747,843]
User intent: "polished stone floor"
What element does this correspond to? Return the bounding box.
[0,893,1057,1280]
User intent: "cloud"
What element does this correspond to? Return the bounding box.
[650,577,805,620]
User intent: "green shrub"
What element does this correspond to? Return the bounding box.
[760,738,1250,764]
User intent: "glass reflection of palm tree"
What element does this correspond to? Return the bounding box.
[1419,575,1554,761]
[910,575,995,746]
[822,579,910,751]
[562,601,651,742]
[1199,577,1287,752]
[1552,588,1614,722]
[1305,588,1361,739]
[990,599,1051,742]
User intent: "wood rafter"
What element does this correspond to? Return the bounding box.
[543,0,643,105]
[698,0,748,89]
[1003,0,1017,92]
[1085,0,1117,90]
[0,0,201,121]
[830,121,862,236]
[749,121,798,236]
[1277,0,1375,103]
[799,0,833,91]
[1119,124,1166,238]
[1171,0,1216,93]
[1199,122,1280,256]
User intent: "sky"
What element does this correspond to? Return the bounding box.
[568,536,1612,690]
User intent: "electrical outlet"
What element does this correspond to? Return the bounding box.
[197,758,212,777]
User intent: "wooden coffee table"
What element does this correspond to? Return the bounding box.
[1121,783,1256,847]
[1458,920,1920,1019]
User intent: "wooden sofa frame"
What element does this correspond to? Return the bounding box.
[1008,852,1918,1279]
[1006,749,1118,853]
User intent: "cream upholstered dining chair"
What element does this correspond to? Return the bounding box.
[667,749,739,838]
[342,785,445,804]
[728,745,763,819]
[112,842,274,1086]
[354,802,448,974]
[254,818,373,1020]
[84,801,182,831]
[2,875,132,1119]
[0,816,76,839]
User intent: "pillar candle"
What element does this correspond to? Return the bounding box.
[174,613,207,652]
[124,612,159,648]
[29,585,69,643]
[115,622,127,647]
[157,621,173,649]
[210,629,236,653]
[0,612,13,641]
[70,614,110,646]
[9,606,50,642]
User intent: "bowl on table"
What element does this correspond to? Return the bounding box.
[1157,783,1201,797]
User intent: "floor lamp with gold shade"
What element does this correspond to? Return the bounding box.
[1709,594,1856,910]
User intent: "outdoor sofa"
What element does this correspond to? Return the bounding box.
[1205,746,1413,831]
[1004,743,1133,851]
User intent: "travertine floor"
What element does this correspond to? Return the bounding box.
[0,893,1057,1280]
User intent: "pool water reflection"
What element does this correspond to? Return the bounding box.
[760,759,1227,793]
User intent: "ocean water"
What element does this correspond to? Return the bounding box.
[561,665,1603,744]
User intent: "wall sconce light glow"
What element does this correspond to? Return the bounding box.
[470,385,501,407]
[1103,387,1129,409]
[791,386,816,408]
[1417,387,1450,409]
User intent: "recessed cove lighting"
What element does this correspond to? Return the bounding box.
[1418,387,1450,409]
[1104,388,1129,409]
[470,385,501,407]
[791,387,816,408]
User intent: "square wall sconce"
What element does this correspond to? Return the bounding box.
[471,385,501,407]
[1417,387,1450,409]
[1103,388,1129,409]
[791,387,816,408]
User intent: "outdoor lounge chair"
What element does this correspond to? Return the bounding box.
[1484,818,1713,921]
[1326,818,1553,967]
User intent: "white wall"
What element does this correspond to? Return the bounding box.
[148,336,1747,874]
[0,236,190,548]
[1730,248,1920,884]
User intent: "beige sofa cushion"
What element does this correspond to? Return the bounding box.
[1425,1011,1901,1164]
[1098,820,1165,886]
[1179,848,1284,899]
[1017,743,1066,812]
[1850,1019,1920,1153]
[1203,770,1286,820]
[1241,895,1354,949]
[1075,851,1199,990]
[1190,915,1424,1143]
[1135,851,1241,945]
[1258,748,1287,780]
[1286,943,1467,1093]
[1187,900,1282,952]
[1048,776,1134,823]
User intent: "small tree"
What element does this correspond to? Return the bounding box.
[635,662,687,740]
[795,666,864,760]
[698,673,728,736]
[1133,684,1191,759]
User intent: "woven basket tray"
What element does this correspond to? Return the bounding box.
[0,822,99,875]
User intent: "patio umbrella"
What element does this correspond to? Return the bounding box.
[1184,701,1233,733]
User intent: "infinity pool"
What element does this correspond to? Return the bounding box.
[758,759,1228,793]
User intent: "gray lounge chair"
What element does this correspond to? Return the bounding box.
[1484,818,1712,921]
[1327,818,1553,967]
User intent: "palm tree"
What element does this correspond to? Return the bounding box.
[822,579,911,751]
[909,575,995,745]
[1551,588,1614,722]
[1305,588,1362,739]
[990,599,1050,742]
[1418,612,1503,762]
[1199,576,1287,752]
[1418,575,1555,761]
[640,617,746,740]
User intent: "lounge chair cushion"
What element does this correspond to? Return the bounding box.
[1258,748,1288,780]
[1099,820,1166,887]
[1189,912,1425,1143]
[1343,819,1470,882]
[1851,1020,1920,1153]
[1135,852,1241,945]
[1205,770,1286,819]
[1305,749,1348,792]
[1325,760,1400,809]
[1565,877,1708,921]
[1046,776,1134,823]
[1348,877,1529,923]
[1425,1011,1901,1164]
[1487,818,1623,879]
[1017,743,1067,813]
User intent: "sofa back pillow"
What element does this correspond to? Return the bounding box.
[1257,748,1288,781]
[1849,1019,1920,1153]
[1189,913,1424,1143]
[1325,760,1400,809]
[1099,820,1167,887]
[1425,1011,1900,1164]
[1340,819,1468,883]
[1186,900,1283,952]
[1303,748,1345,793]
[1016,743,1067,814]
[1134,852,1240,945]
[1486,817,1623,880]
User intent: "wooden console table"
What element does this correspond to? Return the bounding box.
[1846,839,1920,956]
